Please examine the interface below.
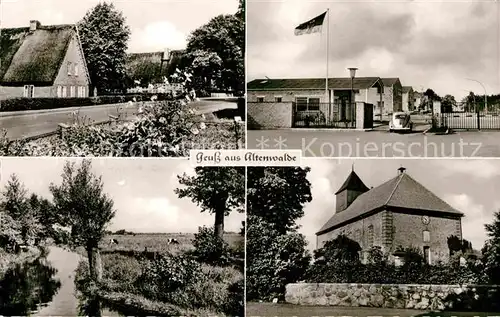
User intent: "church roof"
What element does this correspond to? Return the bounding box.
[317,172,463,235]
[335,170,370,194]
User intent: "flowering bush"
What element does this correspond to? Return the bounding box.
[1,69,243,157]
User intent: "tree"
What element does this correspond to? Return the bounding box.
[236,0,245,20]
[246,215,310,300]
[483,210,500,284]
[0,174,29,220]
[183,14,244,93]
[78,2,131,94]
[315,235,362,265]
[247,167,312,234]
[49,159,115,288]
[175,167,245,239]
[0,175,42,245]
[441,94,456,113]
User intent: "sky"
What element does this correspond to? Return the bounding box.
[299,158,500,254]
[247,0,500,101]
[0,158,244,233]
[1,0,238,52]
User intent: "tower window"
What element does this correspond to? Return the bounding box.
[423,230,430,243]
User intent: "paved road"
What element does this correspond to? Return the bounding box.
[1,103,139,140]
[248,129,500,157]
[1,99,238,140]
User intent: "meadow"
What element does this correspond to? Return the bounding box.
[78,232,243,254]
[74,231,244,316]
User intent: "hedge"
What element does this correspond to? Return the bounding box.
[0,93,173,112]
[304,262,485,285]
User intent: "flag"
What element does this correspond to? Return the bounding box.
[294,11,327,36]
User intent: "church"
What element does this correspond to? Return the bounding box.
[316,167,464,264]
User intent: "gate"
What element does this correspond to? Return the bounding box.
[292,102,356,128]
[439,111,500,130]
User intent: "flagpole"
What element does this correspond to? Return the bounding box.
[325,8,329,103]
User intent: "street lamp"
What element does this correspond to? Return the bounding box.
[466,78,487,112]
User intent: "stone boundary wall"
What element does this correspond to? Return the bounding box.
[247,102,292,129]
[285,283,500,311]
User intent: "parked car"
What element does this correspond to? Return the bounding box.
[389,112,413,132]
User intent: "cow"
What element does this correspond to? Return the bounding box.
[167,238,179,245]
[110,238,119,245]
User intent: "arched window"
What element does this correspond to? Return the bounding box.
[423,230,430,243]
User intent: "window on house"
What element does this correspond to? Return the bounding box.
[423,230,430,243]
[67,62,72,75]
[23,85,34,98]
[74,65,79,76]
[257,96,264,103]
[70,86,75,98]
[295,97,321,111]
[275,96,282,103]
[295,97,308,111]
[367,225,374,247]
[62,86,67,98]
[308,98,320,111]
[57,86,62,98]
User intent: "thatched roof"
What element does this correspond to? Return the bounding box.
[0,24,76,86]
[126,49,184,85]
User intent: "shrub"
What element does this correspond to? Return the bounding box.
[192,226,231,266]
[305,258,485,285]
[0,93,173,112]
[223,279,244,317]
[102,254,142,292]
[138,253,203,300]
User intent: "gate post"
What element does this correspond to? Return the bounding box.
[477,110,481,130]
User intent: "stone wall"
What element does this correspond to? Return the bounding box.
[285,283,500,311]
[247,102,292,129]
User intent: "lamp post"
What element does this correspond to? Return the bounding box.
[466,78,487,113]
[348,68,357,121]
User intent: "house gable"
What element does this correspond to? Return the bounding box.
[53,32,90,89]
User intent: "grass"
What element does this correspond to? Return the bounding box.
[246,303,500,317]
[96,232,242,254]
[246,302,424,317]
[0,247,42,278]
[74,232,244,316]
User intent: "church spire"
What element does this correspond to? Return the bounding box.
[398,166,406,176]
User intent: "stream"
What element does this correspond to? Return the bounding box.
[0,246,120,316]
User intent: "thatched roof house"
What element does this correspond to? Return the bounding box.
[125,49,184,87]
[0,20,91,99]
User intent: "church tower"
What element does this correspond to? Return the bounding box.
[335,167,370,213]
